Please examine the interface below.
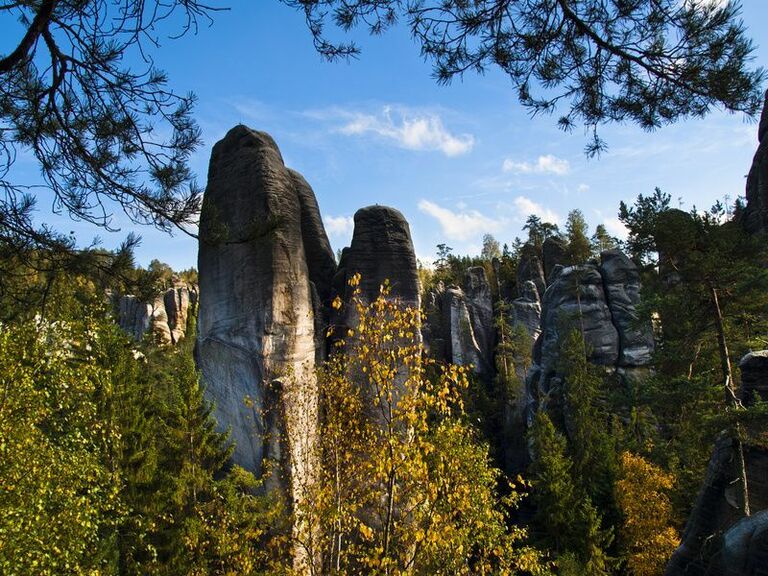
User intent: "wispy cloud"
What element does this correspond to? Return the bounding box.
[502,154,570,175]
[418,200,505,241]
[511,196,562,225]
[577,183,590,194]
[323,215,355,237]
[335,106,475,156]
[593,209,629,239]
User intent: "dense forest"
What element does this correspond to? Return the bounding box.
[1,183,766,575]
[2,0,768,574]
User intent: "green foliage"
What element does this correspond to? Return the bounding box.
[565,210,592,265]
[618,187,672,265]
[0,315,123,575]
[286,0,766,154]
[528,411,612,576]
[523,215,560,252]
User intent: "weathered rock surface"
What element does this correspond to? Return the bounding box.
[421,269,495,383]
[743,90,768,235]
[196,126,335,521]
[525,251,654,421]
[116,282,198,346]
[740,351,768,406]
[335,205,420,309]
[600,250,654,366]
[510,280,542,339]
[665,350,768,576]
[118,295,153,342]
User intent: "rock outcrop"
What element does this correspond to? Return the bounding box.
[116,282,198,346]
[740,351,768,406]
[526,251,654,420]
[743,90,768,235]
[421,268,495,384]
[517,243,546,300]
[196,126,336,525]
[665,350,768,576]
[334,205,420,309]
[599,250,654,366]
[510,280,542,339]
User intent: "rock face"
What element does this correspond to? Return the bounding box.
[517,243,546,300]
[510,280,542,339]
[421,268,495,384]
[526,252,653,420]
[599,250,654,366]
[334,205,420,309]
[116,282,198,346]
[196,125,336,525]
[740,350,768,406]
[743,90,768,235]
[665,350,768,576]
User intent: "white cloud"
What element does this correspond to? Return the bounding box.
[603,216,628,240]
[577,183,590,194]
[502,154,570,175]
[338,107,474,156]
[512,196,562,225]
[323,215,355,237]
[417,200,505,241]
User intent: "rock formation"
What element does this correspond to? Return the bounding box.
[509,280,542,339]
[599,249,654,366]
[526,252,654,420]
[517,243,546,299]
[116,281,198,346]
[665,350,768,576]
[196,126,336,539]
[743,90,768,235]
[421,267,495,384]
[334,205,420,310]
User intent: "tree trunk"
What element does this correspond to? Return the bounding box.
[710,284,750,516]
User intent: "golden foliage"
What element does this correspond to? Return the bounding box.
[294,277,551,575]
[615,452,679,576]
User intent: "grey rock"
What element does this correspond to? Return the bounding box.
[665,437,768,576]
[740,350,768,406]
[540,265,619,370]
[197,126,331,525]
[336,205,420,309]
[463,267,495,377]
[599,249,654,366]
[744,90,768,235]
[511,280,542,339]
[118,295,153,341]
[709,510,768,576]
[290,169,337,307]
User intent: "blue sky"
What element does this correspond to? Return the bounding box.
[3,1,768,270]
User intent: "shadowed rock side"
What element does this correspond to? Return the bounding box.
[518,243,546,300]
[600,250,654,366]
[665,351,768,576]
[525,252,653,423]
[335,205,420,309]
[743,90,768,235]
[196,125,336,538]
